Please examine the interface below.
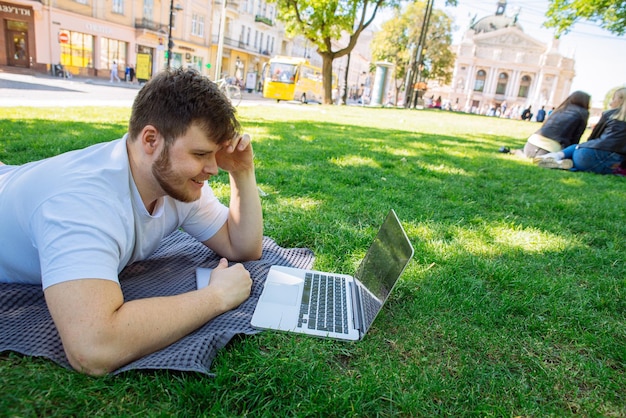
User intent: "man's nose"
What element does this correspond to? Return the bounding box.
[203,157,219,175]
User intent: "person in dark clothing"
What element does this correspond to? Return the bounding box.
[521,106,533,121]
[521,91,590,158]
[536,88,626,174]
[536,106,546,122]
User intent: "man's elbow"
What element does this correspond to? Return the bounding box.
[233,245,262,262]
[247,237,263,260]
[249,246,262,261]
[64,341,125,376]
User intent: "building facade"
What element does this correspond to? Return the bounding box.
[432,1,575,118]
[0,0,287,84]
[1,0,38,69]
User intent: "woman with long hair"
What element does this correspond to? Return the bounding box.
[521,91,591,159]
[536,88,626,174]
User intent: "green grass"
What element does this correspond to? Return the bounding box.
[1,105,624,417]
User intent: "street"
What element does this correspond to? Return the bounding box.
[0,70,268,108]
[0,71,141,107]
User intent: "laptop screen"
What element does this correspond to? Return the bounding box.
[353,210,414,334]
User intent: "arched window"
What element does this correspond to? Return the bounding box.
[474,70,486,92]
[518,75,531,98]
[496,72,508,95]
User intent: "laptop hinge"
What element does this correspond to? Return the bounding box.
[350,281,364,335]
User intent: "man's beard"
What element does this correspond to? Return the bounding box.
[152,145,198,203]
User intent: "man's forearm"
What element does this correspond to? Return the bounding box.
[45,274,249,376]
[227,168,263,260]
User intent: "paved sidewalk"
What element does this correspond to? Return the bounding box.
[0,65,266,106]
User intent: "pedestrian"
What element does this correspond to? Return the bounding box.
[536,106,546,122]
[110,60,121,82]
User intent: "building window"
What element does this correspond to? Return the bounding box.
[112,0,124,14]
[198,15,204,36]
[192,56,203,72]
[59,30,94,68]
[192,14,204,36]
[75,0,88,5]
[473,70,486,92]
[101,37,127,71]
[496,72,508,95]
[518,75,531,98]
[143,0,153,18]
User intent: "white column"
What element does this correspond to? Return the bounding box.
[532,69,544,106]
[484,66,496,95]
[548,74,559,106]
[509,70,520,96]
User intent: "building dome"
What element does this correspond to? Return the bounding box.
[472,14,522,34]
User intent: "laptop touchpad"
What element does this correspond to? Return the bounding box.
[261,283,299,306]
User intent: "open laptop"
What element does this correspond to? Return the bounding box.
[251,209,414,341]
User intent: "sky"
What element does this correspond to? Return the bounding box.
[439,0,626,108]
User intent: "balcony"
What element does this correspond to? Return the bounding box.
[135,18,166,33]
[254,15,274,26]
[214,0,240,9]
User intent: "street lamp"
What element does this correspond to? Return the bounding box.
[405,0,434,108]
[167,0,183,69]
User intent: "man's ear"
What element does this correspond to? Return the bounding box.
[139,125,161,156]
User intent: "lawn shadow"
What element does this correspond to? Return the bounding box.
[0,119,126,164]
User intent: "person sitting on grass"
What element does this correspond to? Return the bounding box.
[519,91,590,158]
[0,67,263,375]
[535,87,626,174]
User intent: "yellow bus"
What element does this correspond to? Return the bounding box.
[262,56,335,103]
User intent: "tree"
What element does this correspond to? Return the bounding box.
[271,0,457,104]
[271,0,394,104]
[370,2,455,106]
[544,0,626,36]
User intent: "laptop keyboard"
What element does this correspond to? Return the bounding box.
[358,285,383,329]
[297,272,349,334]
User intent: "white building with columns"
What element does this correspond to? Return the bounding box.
[433,1,575,118]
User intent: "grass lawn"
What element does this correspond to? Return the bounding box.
[1,104,624,417]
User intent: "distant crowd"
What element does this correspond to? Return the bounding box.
[430,96,555,121]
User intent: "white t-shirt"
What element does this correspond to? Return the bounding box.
[0,136,229,289]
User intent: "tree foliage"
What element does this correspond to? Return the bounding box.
[271,0,396,104]
[545,0,626,36]
[271,0,457,104]
[370,2,455,105]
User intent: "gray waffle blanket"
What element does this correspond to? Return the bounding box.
[0,230,314,375]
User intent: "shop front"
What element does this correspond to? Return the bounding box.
[48,9,135,78]
[0,1,36,68]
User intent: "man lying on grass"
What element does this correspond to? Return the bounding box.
[0,68,263,375]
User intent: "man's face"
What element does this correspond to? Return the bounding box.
[152,124,221,202]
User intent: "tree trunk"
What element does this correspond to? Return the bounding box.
[321,53,335,105]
